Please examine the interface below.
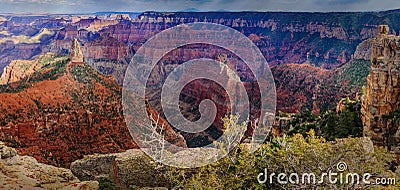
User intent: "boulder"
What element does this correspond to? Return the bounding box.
[0,142,98,190]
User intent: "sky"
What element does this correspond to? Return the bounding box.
[1,0,400,14]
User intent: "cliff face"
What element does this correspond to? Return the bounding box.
[0,58,39,85]
[361,25,400,148]
[83,34,134,62]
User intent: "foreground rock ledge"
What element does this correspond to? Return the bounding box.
[70,148,224,189]
[0,142,98,190]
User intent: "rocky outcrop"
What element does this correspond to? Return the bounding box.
[0,53,63,85]
[0,142,98,189]
[361,25,400,148]
[85,19,119,32]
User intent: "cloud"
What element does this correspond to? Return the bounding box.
[318,0,370,5]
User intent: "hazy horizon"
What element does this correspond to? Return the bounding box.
[3,9,400,15]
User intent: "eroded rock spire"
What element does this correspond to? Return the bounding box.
[70,38,84,64]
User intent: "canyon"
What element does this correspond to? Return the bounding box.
[1,11,399,167]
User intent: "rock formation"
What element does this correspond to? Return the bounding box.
[0,43,43,76]
[70,38,84,64]
[0,142,98,189]
[361,25,400,148]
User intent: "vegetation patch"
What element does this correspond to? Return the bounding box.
[286,97,363,141]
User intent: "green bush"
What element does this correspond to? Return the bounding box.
[99,178,116,190]
[162,131,398,189]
